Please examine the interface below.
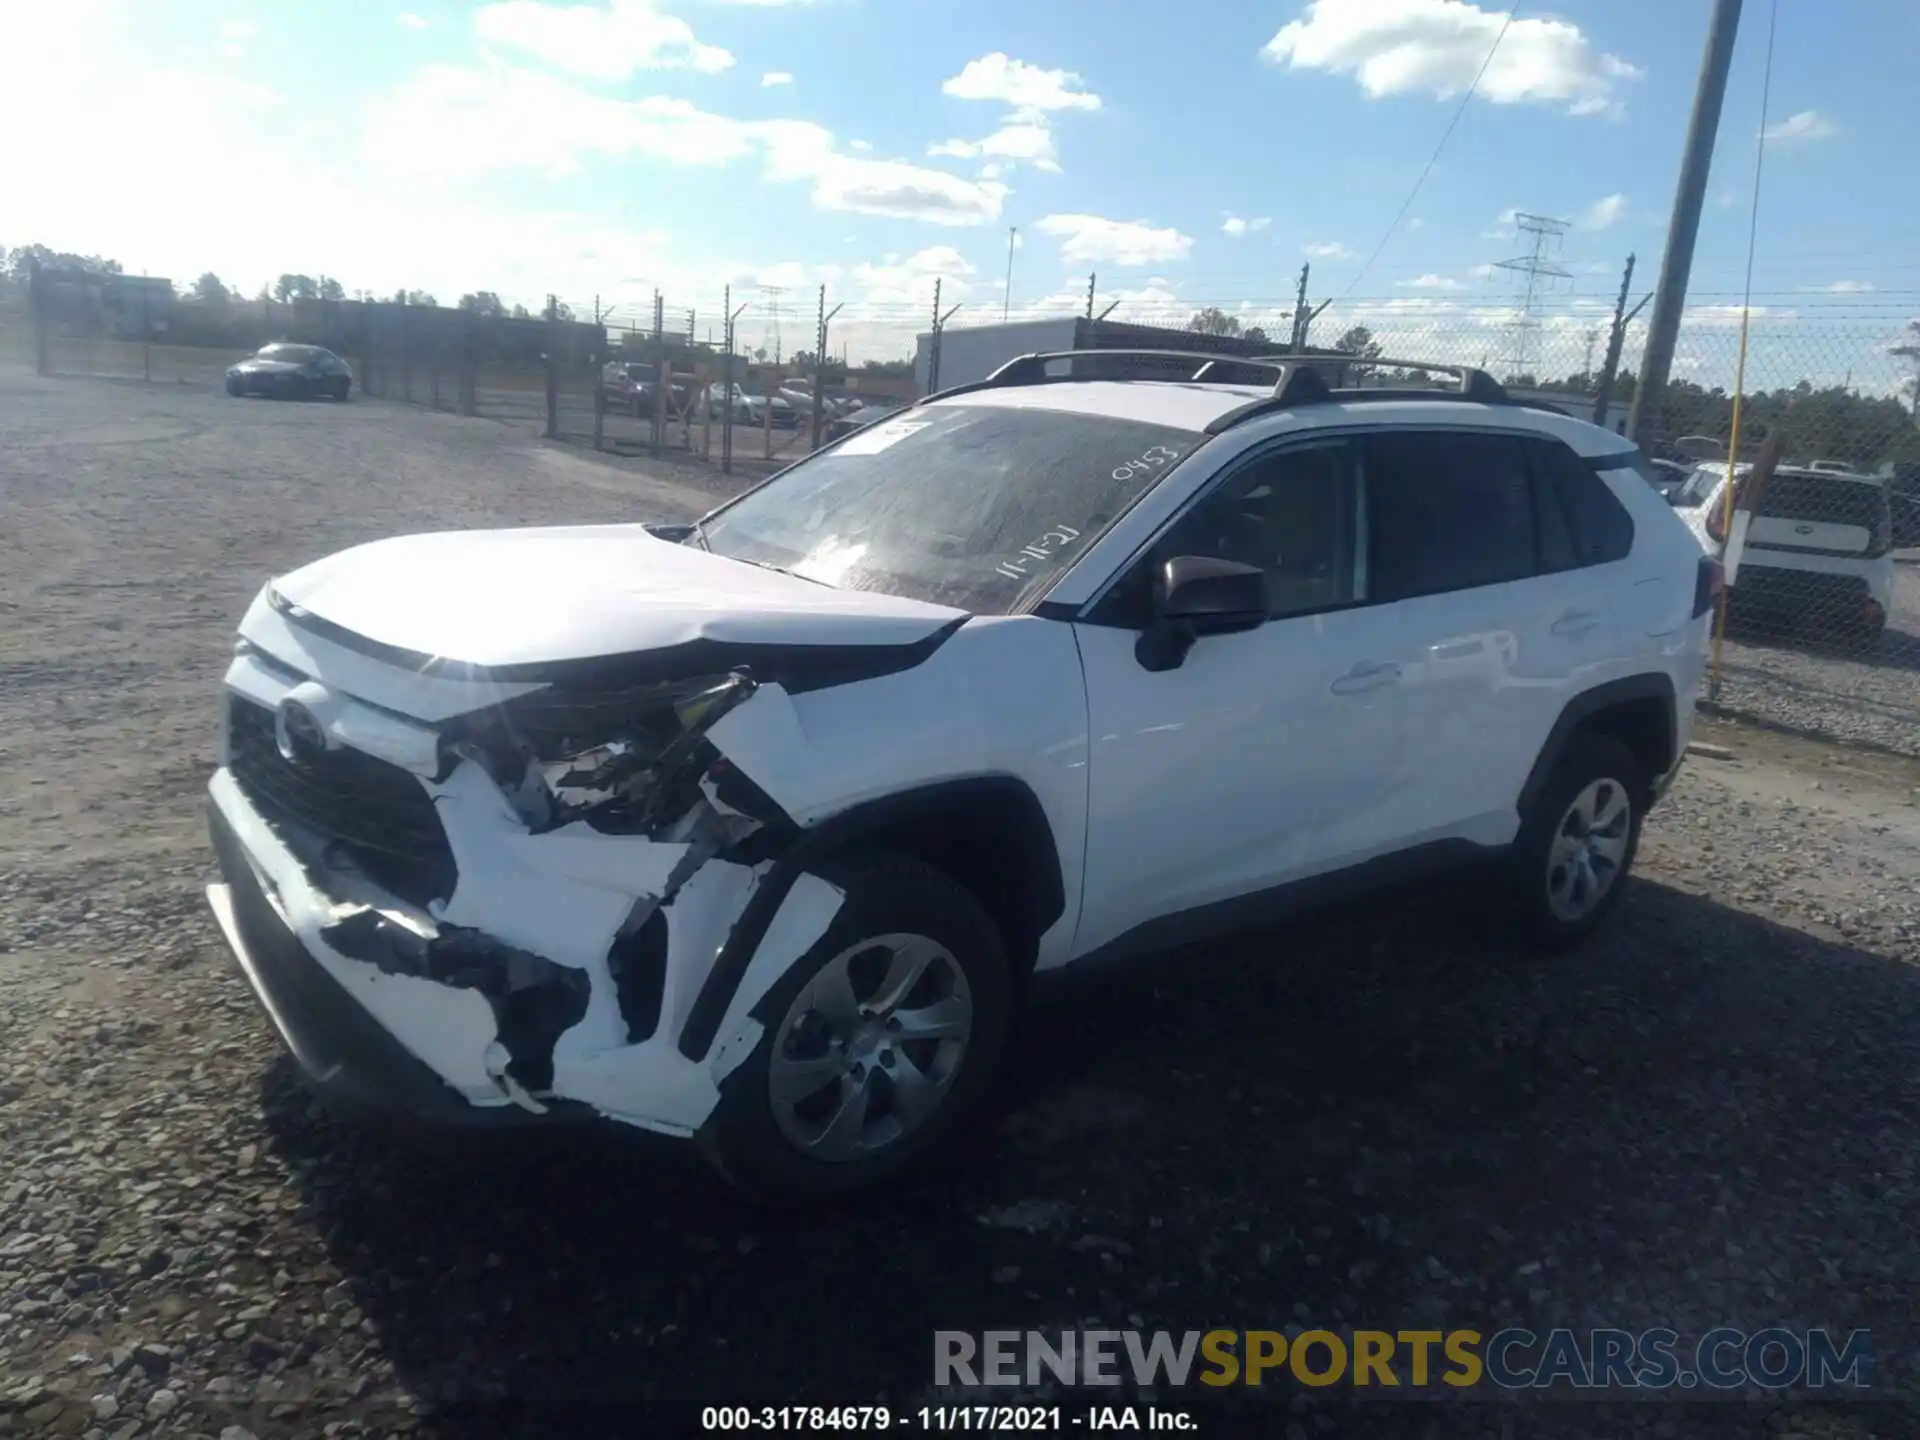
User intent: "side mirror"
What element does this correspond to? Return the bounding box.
[1135,556,1267,672]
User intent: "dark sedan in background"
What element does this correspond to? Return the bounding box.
[225,344,353,400]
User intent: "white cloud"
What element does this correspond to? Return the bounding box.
[1685,304,1796,326]
[1714,188,1738,209]
[942,52,1101,112]
[849,138,872,152]
[475,0,734,80]
[1762,109,1837,143]
[851,246,975,308]
[398,12,429,29]
[760,71,793,87]
[1579,192,1628,230]
[221,19,257,39]
[1407,216,1425,231]
[936,55,1098,175]
[1397,272,1462,290]
[1221,215,1273,238]
[1816,280,1875,294]
[367,65,1009,224]
[1469,262,1497,279]
[1036,214,1193,266]
[930,110,1063,173]
[1263,0,1642,116]
[1304,240,1357,260]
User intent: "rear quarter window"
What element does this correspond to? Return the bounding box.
[1536,440,1636,566]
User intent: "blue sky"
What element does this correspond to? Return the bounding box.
[6,0,1916,373]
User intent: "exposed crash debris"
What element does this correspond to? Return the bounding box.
[607,907,668,1043]
[320,909,589,1093]
[449,671,777,839]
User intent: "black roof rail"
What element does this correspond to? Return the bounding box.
[1252,354,1509,404]
[925,348,1333,412]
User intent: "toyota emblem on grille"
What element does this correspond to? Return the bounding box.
[274,699,328,766]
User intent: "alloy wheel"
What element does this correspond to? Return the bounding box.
[767,933,973,1162]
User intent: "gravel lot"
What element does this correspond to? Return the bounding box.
[6,371,1920,1437]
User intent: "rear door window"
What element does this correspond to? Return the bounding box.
[1365,431,1537,601]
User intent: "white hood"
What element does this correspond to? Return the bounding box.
[269,524,966,668]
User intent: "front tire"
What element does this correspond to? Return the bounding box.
[699,853,1012,1203]
[1508,733,1643,951]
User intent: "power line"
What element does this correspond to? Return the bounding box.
[1337,0,1522,301]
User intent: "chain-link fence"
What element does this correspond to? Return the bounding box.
[13,265,1915,753]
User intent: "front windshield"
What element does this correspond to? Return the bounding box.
[258,344,319,362]
[698,403,1200,614]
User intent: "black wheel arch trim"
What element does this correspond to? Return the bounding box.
[677,775,1066,1062]
[1516,673,1678,818]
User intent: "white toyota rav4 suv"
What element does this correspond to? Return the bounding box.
[205,351,1715,1199]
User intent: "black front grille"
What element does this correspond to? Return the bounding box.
[227,697,457,907]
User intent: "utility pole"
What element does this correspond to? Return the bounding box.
[811,284,842,451]
[1593,254,1646,430]
[1003,227,1017,322]
[1289,263,1310,352]
[928,279,941,393]
[1085,272,1096,321]
[1629,0,1744,450]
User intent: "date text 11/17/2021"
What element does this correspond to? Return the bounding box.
[700,1404,1200,1431]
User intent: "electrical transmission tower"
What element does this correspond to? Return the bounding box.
[758,284,786,363]
[1492,213,1571,381]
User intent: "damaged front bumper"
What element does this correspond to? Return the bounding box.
[203,657,851,1137]
[206,796,579,1129]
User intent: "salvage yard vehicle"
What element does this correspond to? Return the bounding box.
[204,350,1714,1200]
[225,343,353,401]
[1671,461,1896,646]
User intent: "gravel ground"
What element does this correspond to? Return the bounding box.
[6,371,1920,1437]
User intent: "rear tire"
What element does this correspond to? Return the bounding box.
[331,378,351,401]
[1508,733,1644,952]
[698,853,1012,1204]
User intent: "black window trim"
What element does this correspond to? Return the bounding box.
[1065,419,1597,628]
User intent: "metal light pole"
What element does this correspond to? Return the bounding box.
[1003,227,1017,322]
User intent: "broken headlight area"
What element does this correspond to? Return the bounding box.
[447,671,772,837]
[321,908,590,1102]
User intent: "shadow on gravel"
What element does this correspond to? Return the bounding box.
[1723,616,1920,676]
[256,877,1920,1435]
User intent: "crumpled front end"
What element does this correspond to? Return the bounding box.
[203,600,856,1137]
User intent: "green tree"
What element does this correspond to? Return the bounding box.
[458,291,507,318]
[273,273,318,303]
[1187,306,1241,337]
[191,272,232,304]
[5,243,122,278]
[317,276,346,302]
[1332,324,1381,359]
